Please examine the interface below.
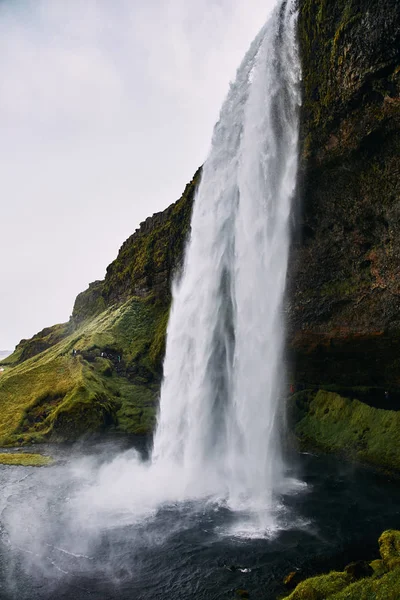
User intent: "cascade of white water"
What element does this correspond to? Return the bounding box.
[151,0,301,516]
[1,4,303,561]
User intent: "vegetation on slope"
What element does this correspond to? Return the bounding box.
[0,170,201,445]
[283,530,400,599]
[290,389,400,473]
[71,167,201,326]
[0,297,169,445]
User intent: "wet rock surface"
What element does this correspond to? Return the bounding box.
[288,0,400,389]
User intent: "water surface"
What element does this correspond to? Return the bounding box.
[1,442,399,600]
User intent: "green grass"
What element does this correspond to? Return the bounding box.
[283,531,400,600]
[0,453,52,466]
[0,297,167,445]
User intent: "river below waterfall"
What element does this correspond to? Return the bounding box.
[1,441,399,600]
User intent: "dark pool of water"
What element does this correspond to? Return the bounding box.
[1,442,400,600]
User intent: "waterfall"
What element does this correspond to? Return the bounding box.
[152,0,301,516]
[0,5,303,567]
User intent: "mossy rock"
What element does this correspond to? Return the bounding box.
[283,572,351,599]
[0,297,168,444]
[379,530,400,569]
[290,389,400,473]
[369,559,386,576]
[289,0,400,392]
[283,530,400,600]
[0,453,52,466]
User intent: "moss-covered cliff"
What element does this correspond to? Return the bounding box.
[285,0,400,473]
[0,169,201,444]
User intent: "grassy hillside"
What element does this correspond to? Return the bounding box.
[0,297,169,445]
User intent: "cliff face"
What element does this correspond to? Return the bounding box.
[72,167,201,325]
[286,0,400,475]
[289,0,400,388]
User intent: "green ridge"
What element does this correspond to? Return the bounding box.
[0,297,166,444]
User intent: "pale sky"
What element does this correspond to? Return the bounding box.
[0,0,276,350]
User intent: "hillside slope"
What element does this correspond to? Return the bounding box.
[289,0,400,388]
[0,170,200,444]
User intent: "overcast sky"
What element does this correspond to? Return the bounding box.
[0,0,276,350]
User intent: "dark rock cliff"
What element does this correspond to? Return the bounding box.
[289,0,400,388]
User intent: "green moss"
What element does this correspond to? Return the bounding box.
[283,572,351,599]
[291,390,400,473]
[379,530,400,568]
[286,568,400,600]
[148,305,170,368]
[333,568,400,599]
[0,453,52,466]
[320,278,359,298]
[369,559,386,576]
[112,299,161,366]
[101,168,201,306]
[284,530,400,600]
[0,295,170,444]
[71,280,106,326]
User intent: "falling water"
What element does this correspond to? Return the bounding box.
[152,0,301,518]
[0,8,303,586]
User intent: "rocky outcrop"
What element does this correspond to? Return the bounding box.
[13,323,71,364]
[71,167,201,326]
[289,388,400,473]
